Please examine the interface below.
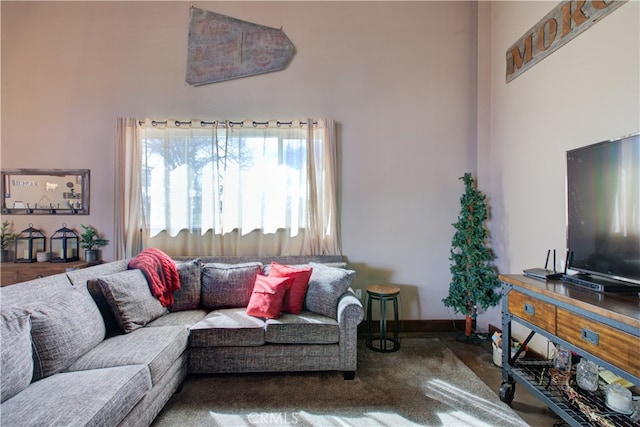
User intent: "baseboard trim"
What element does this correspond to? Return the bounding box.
[359,319,465,334]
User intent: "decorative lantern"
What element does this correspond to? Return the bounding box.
[49,224,79,263]
[14,223,46,263]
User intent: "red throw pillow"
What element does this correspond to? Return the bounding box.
[246,275,292,319]
[268,262,313,314]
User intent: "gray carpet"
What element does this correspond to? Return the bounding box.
[152,338,528,426]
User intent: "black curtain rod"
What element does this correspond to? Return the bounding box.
[137,119,318,128]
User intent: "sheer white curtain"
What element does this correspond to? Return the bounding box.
[308,119,340,255]
[114,118,144,259]
[115,118,340,258]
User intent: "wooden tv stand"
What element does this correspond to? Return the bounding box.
[498,274,639,426]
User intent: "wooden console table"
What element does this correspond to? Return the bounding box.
[1,260,101,286]
[499,274,639,426]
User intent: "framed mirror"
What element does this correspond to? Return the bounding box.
[1,169,90,215]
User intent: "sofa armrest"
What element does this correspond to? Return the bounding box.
[336,289,364,373]
[337,288,364,326]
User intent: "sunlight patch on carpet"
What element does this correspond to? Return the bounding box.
[153,338,528,427]
[209,410,431,426]
[209,411,251,426]
[301,411,426,426]
[425,379,524,425]
[206,407,520,427]
[436,411,494,426]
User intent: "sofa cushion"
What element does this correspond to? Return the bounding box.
[117,352,187,427]
[0,308,33,402]
[65,325,188,385]
[201,262,262,309]
[170,258,202,312]
[268,262,313,315]
[66,260,129,336]
[265,262,347,275]
[189,308,265,347]
[188,344,341,374]
[176,255,344,266]
[26,284,106,381]
[265,311,340,344]
[66,259,130,287]
[304,262,356,319]
[145,309,208,328]
[97,269,168,333]
[0,273,73,308]
[246,275,292,319]
[0,365,151,427]
[86,278,121,337]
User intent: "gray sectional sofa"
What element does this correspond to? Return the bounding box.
[0,255,363,427]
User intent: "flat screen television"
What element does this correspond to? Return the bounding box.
[565,133,640,290]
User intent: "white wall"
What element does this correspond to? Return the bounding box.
[1,2,478,322]
[480,1,640,348]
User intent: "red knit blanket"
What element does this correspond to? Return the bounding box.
[128,248,180,307]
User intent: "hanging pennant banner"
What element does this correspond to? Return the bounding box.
[506,0,626,82]
[186,7,295,85]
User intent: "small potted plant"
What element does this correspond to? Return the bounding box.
[79,224,109,262]
[1,220,18,262]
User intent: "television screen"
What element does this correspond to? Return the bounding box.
[566,133,640,286]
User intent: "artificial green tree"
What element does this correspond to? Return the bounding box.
[443,173,502,344]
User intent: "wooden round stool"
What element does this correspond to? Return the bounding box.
[366,285,400,352]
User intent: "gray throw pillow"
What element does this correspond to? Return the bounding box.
[0,308,33,402]
[27,285,106,381]
[201,262,262,309]
[170,259,202,312]
[304,262,356,319]
[86,278,121,337]
[97,269,168,333]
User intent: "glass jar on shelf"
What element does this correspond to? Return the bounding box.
[553,345,572,373]
[576,358,598,392]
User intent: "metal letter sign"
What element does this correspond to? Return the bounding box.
[506,0,626,82]
[186,7,295,85]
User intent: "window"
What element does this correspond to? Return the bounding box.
[124,118,339,257]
